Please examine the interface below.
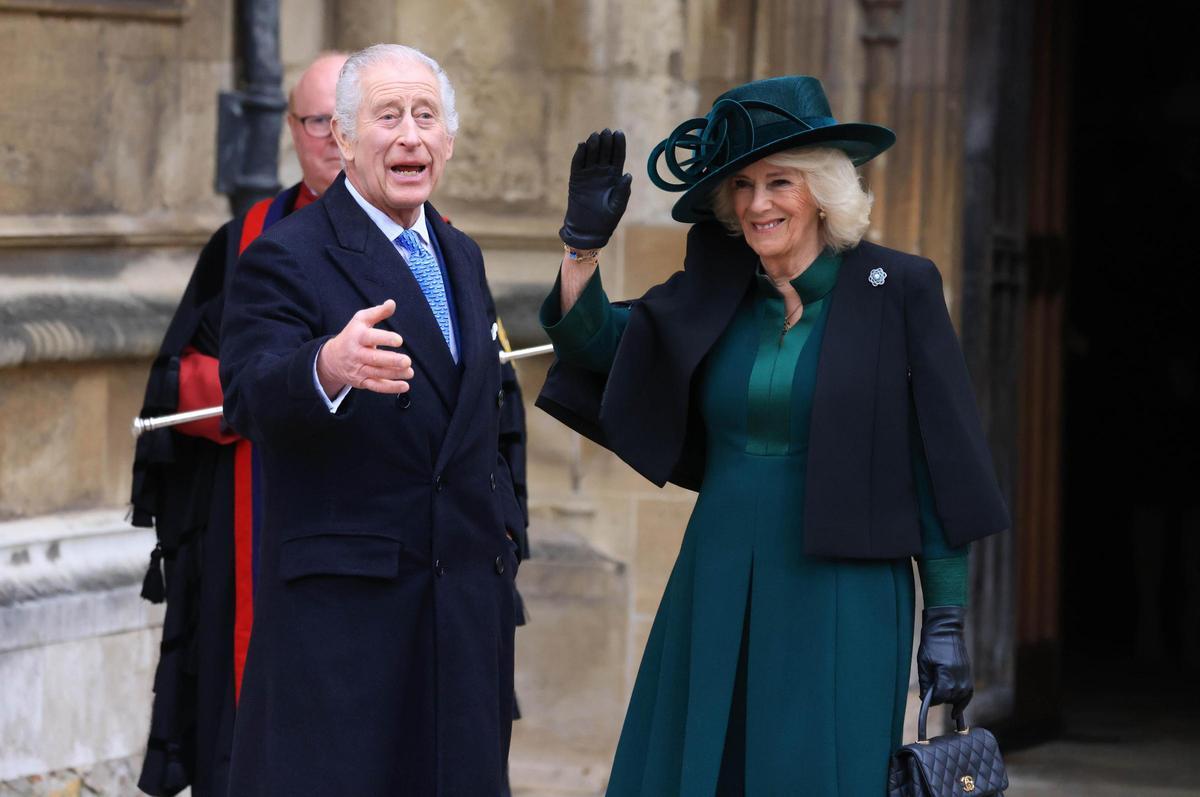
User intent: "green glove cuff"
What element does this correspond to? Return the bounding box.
[917,553,968,608]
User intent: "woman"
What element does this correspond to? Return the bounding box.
[537,76,1008,795]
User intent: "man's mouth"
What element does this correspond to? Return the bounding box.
[390,164,426,176]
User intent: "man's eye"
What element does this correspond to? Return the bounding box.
[380,113,398,122]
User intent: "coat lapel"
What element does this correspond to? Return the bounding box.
[427,209,490,473]
[806,243,885,544]
[322,177,458,410]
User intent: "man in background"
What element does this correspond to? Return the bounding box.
[134,52,339,797]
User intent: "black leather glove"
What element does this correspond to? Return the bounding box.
[559,128,633,250]
[917,605,973,717]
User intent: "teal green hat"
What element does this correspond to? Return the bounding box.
[648,76,895,223]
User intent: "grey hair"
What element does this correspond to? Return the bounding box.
[334,44,460,140]
[709,146,874,252]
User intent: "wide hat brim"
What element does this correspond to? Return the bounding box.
[647,75,896,224]
[670,122,895,223]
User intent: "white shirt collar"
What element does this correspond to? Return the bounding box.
[343,176,431,249]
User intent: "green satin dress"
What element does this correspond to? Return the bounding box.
[543,249,965,796]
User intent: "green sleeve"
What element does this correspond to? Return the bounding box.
[540,266,631,374]
[911,408,970,607]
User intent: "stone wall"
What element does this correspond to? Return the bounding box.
[1,0,242,789]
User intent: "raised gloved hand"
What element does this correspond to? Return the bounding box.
[559,128,633,250]
[917,605,973,717]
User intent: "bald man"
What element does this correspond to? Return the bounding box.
[132,53,351,797]
[284,51,347,203]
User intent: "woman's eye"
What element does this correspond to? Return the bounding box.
[770,179,791,188]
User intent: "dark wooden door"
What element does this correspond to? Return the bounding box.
[958,0,1037,728]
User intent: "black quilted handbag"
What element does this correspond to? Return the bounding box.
[886,691,1009,796]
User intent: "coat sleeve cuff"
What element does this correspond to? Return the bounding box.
[541,267,610,349]
[540,268,626,373]
[917,552,969,608]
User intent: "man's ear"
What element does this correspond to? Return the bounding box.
[445,134,454,162]
[331,118,354,163]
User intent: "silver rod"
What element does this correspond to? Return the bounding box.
[131,406,225,438]
[499,343,554,364]
[132,343,556,437]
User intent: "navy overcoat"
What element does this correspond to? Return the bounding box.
[537,222,1010,558]
[219,174,524,796]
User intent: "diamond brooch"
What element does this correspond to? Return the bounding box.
[868,267,887,287]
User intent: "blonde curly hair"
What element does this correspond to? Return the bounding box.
[708,146,874,252]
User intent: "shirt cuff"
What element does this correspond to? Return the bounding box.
[313,343,352,413]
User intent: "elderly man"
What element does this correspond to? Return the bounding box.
[218,44,524,795]
[132,52,350,797]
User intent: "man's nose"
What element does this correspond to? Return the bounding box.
[395,114,421,146]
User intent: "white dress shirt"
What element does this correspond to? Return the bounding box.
[313,178,457,411]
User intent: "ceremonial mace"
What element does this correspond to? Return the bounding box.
[131,343,555,438]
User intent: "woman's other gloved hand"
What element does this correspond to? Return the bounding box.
[559,128,633,250]
[917,605,973,717]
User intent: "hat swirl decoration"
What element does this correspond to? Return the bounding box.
[647,76,897,223]
[648,99,811,192]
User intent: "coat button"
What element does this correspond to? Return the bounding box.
[434,559,445,577]
[489,473,496,491]
[496,388,504,408]
[494,555,505,575]
[396,394,412,409]
[434,475,443,492]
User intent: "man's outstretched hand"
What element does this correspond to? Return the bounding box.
[316,299,414,397]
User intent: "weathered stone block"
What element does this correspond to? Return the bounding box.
[0,360,148,519]
[0,625,158,782]
[0,511,162,783]
[625,614,654,697]
[543,74,618,207]
[611,74,703,224]
[442,68,548,206]
[543,0,609,73]
[620,223,687,299]
[610,0,687,77]
[163,60,232,216]
[280,0,328,68]
[509,528,627,792]
[632,495,691,615]
[396,0,546,72]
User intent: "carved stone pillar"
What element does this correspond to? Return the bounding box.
[858,0,902,242]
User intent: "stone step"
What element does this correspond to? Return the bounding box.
[507,523,628,797]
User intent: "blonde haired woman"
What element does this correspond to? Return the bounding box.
[538,76,1009,795]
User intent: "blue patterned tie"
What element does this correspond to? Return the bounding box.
[395,229,452,352]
